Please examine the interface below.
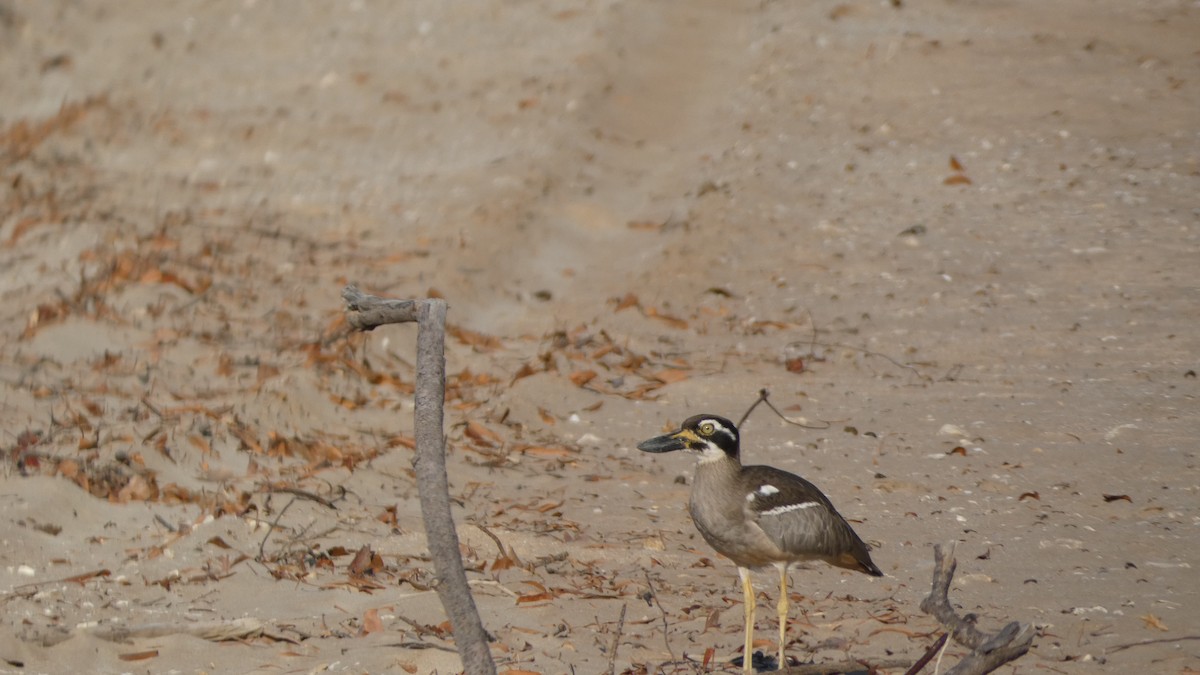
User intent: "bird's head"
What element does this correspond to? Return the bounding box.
[637,414,740,463]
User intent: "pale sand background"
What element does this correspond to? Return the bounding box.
[1,1,1197,673]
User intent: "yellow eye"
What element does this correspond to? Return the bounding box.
[699,422,715,435]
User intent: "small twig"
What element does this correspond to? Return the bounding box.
[473,523,511,558]
[818,340,928,379]
[257,496,298,561]
[737,388,769,427]
[528,551,569,570]
[1106,635,1200,654]
[607,603,627,675]
[467,579,520,599]
[140,397,164,419]
[282,525,340,554]
[269,486,340,510]
[394,613,447,639]
[643,570,675,664]
[5,568,111,594]
[738,388,829,430]
[389,640,460,654]
[934,634,951,675]
[903,632,949,675]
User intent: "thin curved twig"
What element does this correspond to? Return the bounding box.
[738,388,830,430]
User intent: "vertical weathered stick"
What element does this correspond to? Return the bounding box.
[412,299,494,674]
[342,285,495,675]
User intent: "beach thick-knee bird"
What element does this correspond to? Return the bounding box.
[638,414,882,671]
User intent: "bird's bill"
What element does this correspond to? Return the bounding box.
[636,429,697,453]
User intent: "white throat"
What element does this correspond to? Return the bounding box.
[696,440,726,464]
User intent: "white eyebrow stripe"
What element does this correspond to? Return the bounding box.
[761,501,820,516]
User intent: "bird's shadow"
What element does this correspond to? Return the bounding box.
[732,650,873,674]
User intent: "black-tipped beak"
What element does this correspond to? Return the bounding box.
[637,432,687,454]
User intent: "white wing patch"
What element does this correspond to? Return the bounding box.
[761,501,819,517]
[747,484,780,501]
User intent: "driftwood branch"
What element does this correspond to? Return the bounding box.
[342,285,496,675]
[918,542,1034,675]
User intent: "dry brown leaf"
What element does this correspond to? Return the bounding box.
[829,4,854,20]
[56,458,80,480]
[746,319,792,332]
[943,174,972,186]
[118,650,159,662]
[377,436,412,451]
[569,370,597,387]
[0,96,104,164]
[1140,614,1168,631]
[256,363,281,385]
[652,369,689,384]
[229,424,263,454]
[491,555,518,571]
[330,394,360,410]
[643,307,688,329]
[448,324,503,351]
[117,474,157,502]
[77,430,99,450]
[703,608,721,632]
[949,155,965,171]
[618,383,664,400]
[64,569,111,585]
[590,343,616,360]
[511,362,539,383]
[464,421,502,447]
[516,592,556,605]
[614,292,640,311]
[361,608,384,635]
[517,445,575,458]
[377,505,399,527]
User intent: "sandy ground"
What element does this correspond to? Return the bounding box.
[1,1,1198,673]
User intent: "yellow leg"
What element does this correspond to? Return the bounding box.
[738,566,754,673]
[777,563,791,668]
